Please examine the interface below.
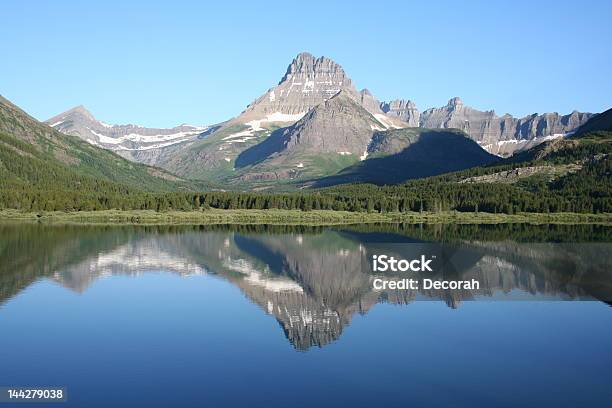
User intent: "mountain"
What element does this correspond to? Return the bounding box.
[380,99,420,127]
[572,107,612,137]
[232,52,402,126]
[0,95,196,195]
[109,52,407,182]
[414,97,593,156]
[309,127,498,187]
[320,115,611,215]
[237,52,356,121]
[45,105,215,162]
[43,51,596,188]
[232,91,386,183]
[506,108,612,164]
[361,109,611,213]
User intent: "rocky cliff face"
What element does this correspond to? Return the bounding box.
[572,107,612,136]
[380,99,420,127]
[45,106,210,162]
[238,52,356,121]
[358,89,384,114]
[416,97,593,156]
[278,91,384,155]
[233,91,385,180]
[231,52,403,131]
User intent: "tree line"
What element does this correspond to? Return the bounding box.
[1,130,610,214]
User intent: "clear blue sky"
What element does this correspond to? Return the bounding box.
[1,0,610,128]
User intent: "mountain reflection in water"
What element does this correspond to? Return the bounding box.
[1,223,611,350]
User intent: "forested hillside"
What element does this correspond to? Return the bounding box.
[0,95,203,191]
[2,130,608,213]
[0,95,214,210]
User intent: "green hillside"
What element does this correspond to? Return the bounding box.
[322,123,611,213]
[0,95,201,192]
[0,95,218,211]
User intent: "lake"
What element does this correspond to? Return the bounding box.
[1,223,611,407]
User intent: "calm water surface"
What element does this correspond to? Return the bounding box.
[1,223,611,407]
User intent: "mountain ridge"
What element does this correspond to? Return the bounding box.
[378,95,594,156]
[308,127,498,187]
[45,105,213,162]
[0,94,201,194]
[232,90,386,183]
[41,51,601,188]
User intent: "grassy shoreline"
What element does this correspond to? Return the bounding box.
[0,209,611,225]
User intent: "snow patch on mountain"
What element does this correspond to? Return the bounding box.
[246,112,306,132]
[478,133,568,156]
[86,127,205,145]
[374,114,403,130]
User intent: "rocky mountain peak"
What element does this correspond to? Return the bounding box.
[277,89,383,154]
[325,89,354,104]
[231,52,407,136]
[447,97,464,109]
[236,52,358,122]
[279,52,349,84]
[380,99,420,127]
[62,105,97,122]
[356,88,384,115]
[419,97,594,156]
[234,88,385,174]
[46,105,97,128]
[46,105,207,162]
[381,99,418,111]
[71,104,90,113]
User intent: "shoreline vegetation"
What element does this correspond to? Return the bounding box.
[0,209,610,226]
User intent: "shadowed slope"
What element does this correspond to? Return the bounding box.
[309,128,498,187]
